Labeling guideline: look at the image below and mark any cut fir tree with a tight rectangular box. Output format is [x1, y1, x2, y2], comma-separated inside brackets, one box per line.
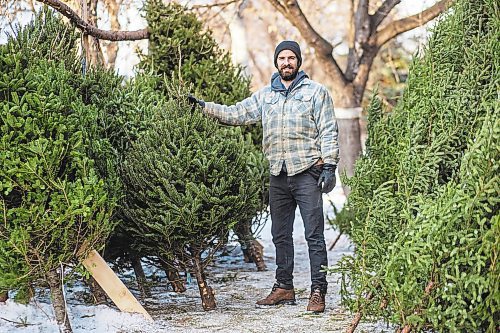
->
[120, 95, 262, 310]
[0, 8, 116, 333]
[330, 0, 499, 331]
[139, 0, 269, 270]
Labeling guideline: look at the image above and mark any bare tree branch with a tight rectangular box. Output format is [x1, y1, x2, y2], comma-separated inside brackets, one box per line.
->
[267, 0, 346, 84]
[372, 0, 453, 47]
[346, 0, 371, 80]
[36, 0, 149, 41]
[266, 0, 286, 13]
[355, 0, 370, 43]
[352, 45, 379, 100]
[191, 0, 241, 10]
[371, 0, 401, 30]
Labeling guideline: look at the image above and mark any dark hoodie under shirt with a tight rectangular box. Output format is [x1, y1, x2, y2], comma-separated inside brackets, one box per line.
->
[271, 70, 309, 96]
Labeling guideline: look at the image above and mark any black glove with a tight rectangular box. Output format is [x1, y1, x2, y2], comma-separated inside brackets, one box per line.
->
[187, 94, 205, 108]
[317, 163, 336, 193]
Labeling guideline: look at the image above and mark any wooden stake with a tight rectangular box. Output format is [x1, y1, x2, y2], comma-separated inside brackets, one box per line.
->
[81, 250, 153, 321]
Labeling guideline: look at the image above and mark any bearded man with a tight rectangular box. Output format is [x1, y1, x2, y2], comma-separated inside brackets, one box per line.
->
[188, 40, 339, 313]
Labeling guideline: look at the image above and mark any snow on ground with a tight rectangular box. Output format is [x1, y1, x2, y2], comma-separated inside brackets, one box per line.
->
[0, 185, 391, 333]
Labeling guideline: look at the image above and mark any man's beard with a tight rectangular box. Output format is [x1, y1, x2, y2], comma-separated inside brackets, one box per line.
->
[279, 66, 299, 81]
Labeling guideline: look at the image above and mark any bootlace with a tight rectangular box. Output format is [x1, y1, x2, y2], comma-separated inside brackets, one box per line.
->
[269, 283, 280, 294]
[310, 289, 323, 304]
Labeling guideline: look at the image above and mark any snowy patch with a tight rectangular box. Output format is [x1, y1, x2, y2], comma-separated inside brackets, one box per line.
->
[0, 188, 391, 332]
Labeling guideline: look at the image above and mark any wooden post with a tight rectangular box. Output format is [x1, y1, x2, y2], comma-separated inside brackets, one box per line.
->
[81, 250, 153, 321]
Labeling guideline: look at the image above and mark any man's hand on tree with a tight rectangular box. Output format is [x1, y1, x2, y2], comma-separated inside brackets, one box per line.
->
[187, 94, 205, 108]
[317, 164, 336, 194]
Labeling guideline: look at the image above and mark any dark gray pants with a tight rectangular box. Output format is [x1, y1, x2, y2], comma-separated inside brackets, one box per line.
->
[269, 166, 328, 292]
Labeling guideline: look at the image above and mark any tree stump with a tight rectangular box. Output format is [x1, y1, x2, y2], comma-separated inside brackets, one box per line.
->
[0, 290, 8, 302]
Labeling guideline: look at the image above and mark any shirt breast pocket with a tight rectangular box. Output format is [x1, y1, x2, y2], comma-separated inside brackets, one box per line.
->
[293, 92, 315, 121]
[263, 93, 280, 121]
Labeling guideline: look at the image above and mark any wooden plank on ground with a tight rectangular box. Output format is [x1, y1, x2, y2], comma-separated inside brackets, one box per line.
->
[82, 249, 153, 321]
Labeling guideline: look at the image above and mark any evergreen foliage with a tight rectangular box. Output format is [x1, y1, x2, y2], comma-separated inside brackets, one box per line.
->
[0, 8, 115, 301]
[128, 0, 268, 274]
[120, 92, 262, 276]
[330, 0, 499, 331]
[140, 0, 250, 105]
[139, 0, 264, 149]
[82, 0, 268, 306]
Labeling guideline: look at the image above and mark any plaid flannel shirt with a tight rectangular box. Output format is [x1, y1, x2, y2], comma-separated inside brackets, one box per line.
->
[203, 78, 339, 176]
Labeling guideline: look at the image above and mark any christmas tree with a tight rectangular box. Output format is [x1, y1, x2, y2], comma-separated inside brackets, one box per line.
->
[331, 0, 499, 331]
[0, 9, 116, 332]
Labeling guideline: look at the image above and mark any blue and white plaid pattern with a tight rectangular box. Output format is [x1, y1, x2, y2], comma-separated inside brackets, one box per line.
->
[203, 78, 339, 176]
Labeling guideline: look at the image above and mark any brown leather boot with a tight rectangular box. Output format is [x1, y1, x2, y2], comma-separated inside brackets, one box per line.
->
[307, 288, 326, 313]
[256, 283, 296, 306]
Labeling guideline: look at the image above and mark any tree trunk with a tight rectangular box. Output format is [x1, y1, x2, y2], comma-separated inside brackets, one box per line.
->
[166, 269, 186, 293]
[400, 326, 411, 333]
[328, 231, 343, 251]
[103, 0, 120, 68]
[233, 219, 267, 271]
[328, 83, 364, 196]
[247, 239, 266, 271]
[131, 256, 151, 299]
[47, 269, 73, 333]
[0, 290, 8, 302]
[87, 0, 105, 67]
[85, 276, 107, 304]
[160, 262, 186, 293]
[193, 255, 216, 311]
[220, 2, 250, 77]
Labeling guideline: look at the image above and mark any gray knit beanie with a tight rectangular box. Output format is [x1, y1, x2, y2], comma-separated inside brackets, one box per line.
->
[274, 40, 302, 69]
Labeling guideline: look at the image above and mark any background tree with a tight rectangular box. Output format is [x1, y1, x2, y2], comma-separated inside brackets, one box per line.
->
[265, 0, 452, 192]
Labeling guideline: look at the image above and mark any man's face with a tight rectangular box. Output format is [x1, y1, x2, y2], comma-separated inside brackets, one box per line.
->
[277, 49, 299, 81]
